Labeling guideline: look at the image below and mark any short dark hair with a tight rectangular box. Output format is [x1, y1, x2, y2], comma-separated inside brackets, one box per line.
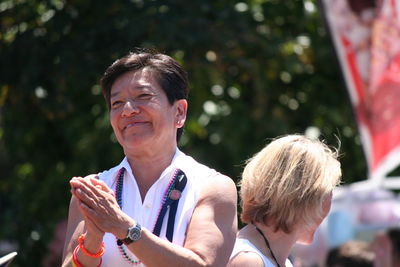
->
[100, 49, 189, 141]
[326, 241, 374, 267]
[387, 228, 400, 262]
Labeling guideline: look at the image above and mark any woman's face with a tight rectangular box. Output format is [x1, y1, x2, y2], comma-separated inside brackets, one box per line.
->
[109, 68, 187, 154]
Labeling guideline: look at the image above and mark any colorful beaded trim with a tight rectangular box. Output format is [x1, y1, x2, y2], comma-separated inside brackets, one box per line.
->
[114, 168, 180, 265]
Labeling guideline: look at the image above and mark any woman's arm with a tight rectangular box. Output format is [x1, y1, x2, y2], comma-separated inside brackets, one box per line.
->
[70, 174, 238, 267]
[62, 176, 105, 267]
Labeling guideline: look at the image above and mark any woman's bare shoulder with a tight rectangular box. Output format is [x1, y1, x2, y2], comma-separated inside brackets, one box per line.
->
[228, 251, 264, 267]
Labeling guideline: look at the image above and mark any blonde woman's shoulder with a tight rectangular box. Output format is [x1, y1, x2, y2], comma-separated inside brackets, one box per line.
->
[228, 251, 265, 267]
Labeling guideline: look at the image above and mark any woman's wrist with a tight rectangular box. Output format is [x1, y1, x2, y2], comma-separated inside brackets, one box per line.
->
[113, 216, 136, 240]
[78, 234, 105, 257]
[73, 234, 103, 267]
[82, 232, 104, 253]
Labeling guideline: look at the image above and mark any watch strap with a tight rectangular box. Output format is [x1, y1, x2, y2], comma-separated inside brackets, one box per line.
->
[117, 223, 141, 245]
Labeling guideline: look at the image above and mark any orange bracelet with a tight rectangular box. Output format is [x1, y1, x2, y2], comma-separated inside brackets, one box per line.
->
[78, 234, 105, 258]
[73, 245, 102, 267]
[73, 245, 84, 267]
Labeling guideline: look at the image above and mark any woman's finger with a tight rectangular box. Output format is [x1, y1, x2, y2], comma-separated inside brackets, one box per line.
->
[71, 178, 101, 199]
[89, 178, 115, 195]
[73, 187, 99, 210]
[79, 179, 118, 208]
[76, 198, 101, 222]
[75, 177, 109, 199]
[71, 176, 115, 203]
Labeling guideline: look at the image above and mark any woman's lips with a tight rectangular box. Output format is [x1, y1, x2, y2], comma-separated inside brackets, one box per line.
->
[124, 121, 148, 130]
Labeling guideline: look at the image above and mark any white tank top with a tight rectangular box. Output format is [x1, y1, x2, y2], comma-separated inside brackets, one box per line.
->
[231, 238, 294, 267]
[98, 149, 218, 266]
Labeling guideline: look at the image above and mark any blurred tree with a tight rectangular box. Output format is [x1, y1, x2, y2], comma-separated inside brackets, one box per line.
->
[0, 0, 373, 265]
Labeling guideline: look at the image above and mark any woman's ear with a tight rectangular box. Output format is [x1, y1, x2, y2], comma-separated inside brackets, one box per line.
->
[175, 99, 188, 128]
[322, 192, 333, 218]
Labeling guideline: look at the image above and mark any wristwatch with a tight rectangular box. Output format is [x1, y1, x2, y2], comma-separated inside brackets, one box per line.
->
[117, 223, 142, 245]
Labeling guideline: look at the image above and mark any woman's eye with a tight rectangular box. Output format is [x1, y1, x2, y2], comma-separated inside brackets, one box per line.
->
[111, 101, 123, 108]
[138, 93, 152, 99]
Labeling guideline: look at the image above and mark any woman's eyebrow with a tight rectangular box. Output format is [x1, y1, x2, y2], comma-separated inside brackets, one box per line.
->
[110, 91, 120, 98]
[111, 86, 151, 99]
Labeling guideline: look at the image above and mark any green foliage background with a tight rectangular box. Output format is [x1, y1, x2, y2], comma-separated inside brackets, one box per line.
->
[0, 0, 387, 265]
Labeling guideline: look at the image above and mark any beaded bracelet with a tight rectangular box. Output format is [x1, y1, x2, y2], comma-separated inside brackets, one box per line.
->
[73, 244, 103, 267]
[78, 234, 105, 258]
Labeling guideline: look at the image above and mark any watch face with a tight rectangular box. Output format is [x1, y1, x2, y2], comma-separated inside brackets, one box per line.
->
[128, 224, 141, 241]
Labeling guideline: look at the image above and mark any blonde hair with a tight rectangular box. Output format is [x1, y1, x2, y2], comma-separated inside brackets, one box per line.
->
[240, 134, 341, 233]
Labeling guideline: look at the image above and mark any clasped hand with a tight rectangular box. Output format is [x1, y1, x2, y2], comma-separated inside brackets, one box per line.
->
[70, 176, 133, 240]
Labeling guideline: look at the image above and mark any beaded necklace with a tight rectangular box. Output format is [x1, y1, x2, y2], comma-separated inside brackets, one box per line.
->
[114, 167, 185, 265]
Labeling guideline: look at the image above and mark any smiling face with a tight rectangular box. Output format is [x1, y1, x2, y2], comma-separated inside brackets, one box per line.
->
[109, 68, 187, 156]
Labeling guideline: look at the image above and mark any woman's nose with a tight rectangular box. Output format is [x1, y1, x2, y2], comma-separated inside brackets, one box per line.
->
[121, 100, 139, 117]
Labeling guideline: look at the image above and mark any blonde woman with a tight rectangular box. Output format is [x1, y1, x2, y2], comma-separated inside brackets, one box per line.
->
[228, 135, 342, 267]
